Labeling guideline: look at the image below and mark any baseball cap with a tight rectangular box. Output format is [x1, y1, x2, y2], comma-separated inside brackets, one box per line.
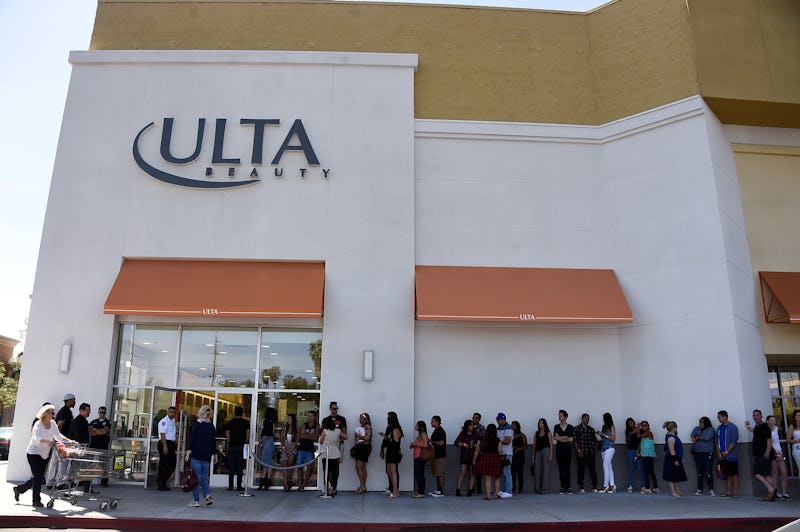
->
[64, 393, 75, 401]
[496, 412, 506, 420]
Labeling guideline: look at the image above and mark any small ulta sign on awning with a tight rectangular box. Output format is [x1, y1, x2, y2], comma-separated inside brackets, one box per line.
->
[104, 259, 324, 318]
[415, 265, 632, 323]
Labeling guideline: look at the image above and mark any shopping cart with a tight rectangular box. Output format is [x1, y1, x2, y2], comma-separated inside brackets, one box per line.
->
[46, 443, 121, 510]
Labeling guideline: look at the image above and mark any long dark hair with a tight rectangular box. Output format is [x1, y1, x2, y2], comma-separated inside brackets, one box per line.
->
[416, 420, 428, 434]
[537, 418, 550, 434]
[285, 413, 297, 429]
[602, 413, 614, 432]
[483, 423, 499, 447]
[387, 411, 403, 438]
[461, 419, 472, 435]
[699, 416, 713, 429]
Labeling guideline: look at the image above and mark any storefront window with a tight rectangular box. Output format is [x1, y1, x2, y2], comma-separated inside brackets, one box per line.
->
[259, 330, 322, 390]
[768, 366, 800, 477]
[115, 324, 178, 387]
[111, 387, 154, 439]
[780, 371, 800, 397]
[178, 326, 258, 387]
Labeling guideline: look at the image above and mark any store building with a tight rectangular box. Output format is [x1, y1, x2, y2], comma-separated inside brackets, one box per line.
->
[9, 0, 800, 494]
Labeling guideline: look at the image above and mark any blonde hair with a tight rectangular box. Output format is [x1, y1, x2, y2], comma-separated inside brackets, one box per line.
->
[662, 420, 677, 432]
[197, 405, 212, 420]
[37, 404, 56, 420]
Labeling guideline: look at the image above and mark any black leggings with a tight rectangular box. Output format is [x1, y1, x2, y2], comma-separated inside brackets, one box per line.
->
[512, 452, 525, 492]
[322, 458, 339, 491]
[414, 457, 426, 494]
[18, 453, 50, 504]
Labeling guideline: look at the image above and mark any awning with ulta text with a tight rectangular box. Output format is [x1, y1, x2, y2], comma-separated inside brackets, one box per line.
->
[104, 260, 324, 318]
[415, 265, 632, 323]
[759, 271, 800, 323]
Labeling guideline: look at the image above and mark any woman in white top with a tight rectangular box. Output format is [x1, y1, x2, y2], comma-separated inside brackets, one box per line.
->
[767, 415, 790, 499]
[13, 404, 75, 507]
[318, 417, 347, 496]
[787, 410, 800, 488]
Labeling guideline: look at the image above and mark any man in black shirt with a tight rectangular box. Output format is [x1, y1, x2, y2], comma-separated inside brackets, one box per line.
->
[750, 409, 776, 499]
[574, 413, 598, 493]
[225, 406, 251, 492]
[322, 401, 347, 435]
[90, 406, 112, 486]
[56, 393, 76, 435]
[69, 403, 96, 493]
[429, 415, 447, 497]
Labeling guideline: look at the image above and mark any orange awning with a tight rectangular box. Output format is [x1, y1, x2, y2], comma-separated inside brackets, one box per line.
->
[759, 272, 800, 324]
[415, 266, 632, 323]
[104, 260, 324, 318]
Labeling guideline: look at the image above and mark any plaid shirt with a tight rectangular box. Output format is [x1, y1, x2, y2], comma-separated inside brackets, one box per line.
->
[574, 423, 597, 454]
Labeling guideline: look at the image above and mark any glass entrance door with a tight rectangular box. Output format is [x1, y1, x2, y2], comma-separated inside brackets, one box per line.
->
[254, 390, 321, 490]
[211, 392, 255, 488]
[147, 387, 181, 489]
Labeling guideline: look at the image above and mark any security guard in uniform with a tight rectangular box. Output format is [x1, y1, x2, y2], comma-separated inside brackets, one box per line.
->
[157, 406, 177, 490]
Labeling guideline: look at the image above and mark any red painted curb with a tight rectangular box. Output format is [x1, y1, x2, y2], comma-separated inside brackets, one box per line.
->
[0, 516, 792, 532]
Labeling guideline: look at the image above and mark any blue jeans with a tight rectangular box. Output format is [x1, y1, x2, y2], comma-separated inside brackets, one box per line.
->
[191, 458, 211, 502]
[693, 451, 713, 492]
[502, 455, 513, 493]
[626, 449, 642, 488]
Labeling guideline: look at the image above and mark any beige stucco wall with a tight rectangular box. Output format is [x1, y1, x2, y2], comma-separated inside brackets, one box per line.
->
[735, 145, 800, 358]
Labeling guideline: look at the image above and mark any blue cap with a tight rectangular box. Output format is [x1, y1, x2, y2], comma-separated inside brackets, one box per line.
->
[496, 412, 506, 420]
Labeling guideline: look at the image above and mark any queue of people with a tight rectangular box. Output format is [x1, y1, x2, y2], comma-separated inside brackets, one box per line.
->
[14, 397, 800, 509]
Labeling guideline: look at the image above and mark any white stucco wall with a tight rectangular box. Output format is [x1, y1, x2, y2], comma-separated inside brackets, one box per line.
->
[10, 51, 418, 483]
[413, 96, 768, 446]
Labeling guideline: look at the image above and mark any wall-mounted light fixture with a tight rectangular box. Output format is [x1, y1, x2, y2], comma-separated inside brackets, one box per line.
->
[363, 350, 373, 381]
[59, 344, 72, 373]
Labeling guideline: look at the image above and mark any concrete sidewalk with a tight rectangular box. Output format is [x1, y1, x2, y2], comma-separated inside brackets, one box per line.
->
[2, 462, 798, 531]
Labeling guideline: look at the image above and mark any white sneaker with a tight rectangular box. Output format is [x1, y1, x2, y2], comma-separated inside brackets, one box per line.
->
[709, 490, 716, 497]
[189, 501, 199, 507]
[429, 490, 444, 497]
[498, 491, 512, 499]
[626, 486, 633, 493]
[694, 490, 703, 496]
[205, 495, 213, 506]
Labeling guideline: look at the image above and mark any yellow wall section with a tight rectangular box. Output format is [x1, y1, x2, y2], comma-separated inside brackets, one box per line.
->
[735, 146, 800, 356]
[90, 0, 799, 126]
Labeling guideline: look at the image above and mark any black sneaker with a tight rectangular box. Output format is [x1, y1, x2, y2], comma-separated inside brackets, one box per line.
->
[13, 486, 20, 502]
[566, 488, 574, 494]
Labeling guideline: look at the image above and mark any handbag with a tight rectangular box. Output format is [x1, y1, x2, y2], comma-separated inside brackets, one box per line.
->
[181, 462, 200, 492]
[421, 442, 435, 461]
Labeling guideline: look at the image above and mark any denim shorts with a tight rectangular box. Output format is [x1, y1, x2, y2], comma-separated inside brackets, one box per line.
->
[297, 450, 315, 466]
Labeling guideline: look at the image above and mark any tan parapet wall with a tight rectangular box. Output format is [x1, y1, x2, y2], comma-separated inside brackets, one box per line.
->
[90, 0, 799, 127]
[734, 144, 800, 357]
